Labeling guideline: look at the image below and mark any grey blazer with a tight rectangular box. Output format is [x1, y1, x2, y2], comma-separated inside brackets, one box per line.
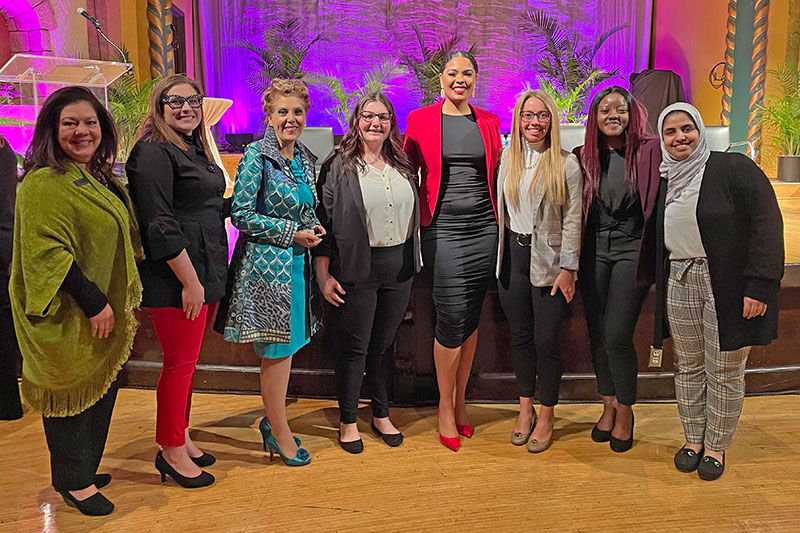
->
[495, 148, 583, 286]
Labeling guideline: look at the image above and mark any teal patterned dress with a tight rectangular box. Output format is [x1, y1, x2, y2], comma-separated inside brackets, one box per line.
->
[218, 126, 321, 356]
[255, 151, 314, 358]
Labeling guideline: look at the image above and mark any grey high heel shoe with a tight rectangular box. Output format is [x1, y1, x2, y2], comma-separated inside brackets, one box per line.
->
[511, 408, 538, 446]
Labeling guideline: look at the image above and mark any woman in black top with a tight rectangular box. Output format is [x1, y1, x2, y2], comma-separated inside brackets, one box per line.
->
[574, 87, 662, 453]
[127, 75, 227, 488]
[0, 134, 22, 420]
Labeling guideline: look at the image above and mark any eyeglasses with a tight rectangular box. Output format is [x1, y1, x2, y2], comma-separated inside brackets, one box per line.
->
[359, 111, 392, 124]
[162, 94, 204, 109]
[520, 111, 551, 123]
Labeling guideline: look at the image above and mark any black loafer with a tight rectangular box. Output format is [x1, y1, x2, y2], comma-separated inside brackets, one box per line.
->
[698, 452, 725, 481]
[94, 473, 112, 490]
[591, 425, 612, 443]
[59, 490, 114, 516]
[190, 452, 216, 467]
[674, 445, 704, 472]
[338, 430, 364, 454]
[371, 421, 404, 447]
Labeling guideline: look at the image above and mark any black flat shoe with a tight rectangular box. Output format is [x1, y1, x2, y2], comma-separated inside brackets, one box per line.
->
[591, 425, 612, 443]
[155, 451, 214, 488]
[59, 490, 114, 516]
[674, 445, 704, 473]
[190, 452, 216, 467]
[94, 473, 112, 490]
[698, 452, 725, 481]
[371, 421, 404, 447]
[610, 413, 634, 453]
[338, 430, 364, 454]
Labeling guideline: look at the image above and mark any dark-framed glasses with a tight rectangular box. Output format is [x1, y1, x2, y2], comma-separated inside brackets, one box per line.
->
[520, 110, 551, 123]
[162, 94, 204, 109]
[359, 111, 392, 124]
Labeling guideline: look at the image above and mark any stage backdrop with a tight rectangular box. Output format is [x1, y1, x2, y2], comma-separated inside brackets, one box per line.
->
[195, 0, 653, 136]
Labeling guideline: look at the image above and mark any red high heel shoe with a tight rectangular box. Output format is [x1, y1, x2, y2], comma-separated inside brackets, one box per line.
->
[457, 424, 474, 438]
[437, 408, 461, 451]
[439, 433, 461, 451]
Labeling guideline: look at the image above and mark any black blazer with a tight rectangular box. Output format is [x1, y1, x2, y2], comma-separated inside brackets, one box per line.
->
[656, 151, 784, 351]
[313, 152, 421, 283]
[126, 136, 229, 308]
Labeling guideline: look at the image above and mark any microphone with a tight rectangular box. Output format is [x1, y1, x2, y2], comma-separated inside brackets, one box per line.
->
[77, 8, 101, 29]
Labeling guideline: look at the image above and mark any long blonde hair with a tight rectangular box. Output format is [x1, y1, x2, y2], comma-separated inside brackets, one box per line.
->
[505, 89, 566, 208]
[139, 75, 211, 153]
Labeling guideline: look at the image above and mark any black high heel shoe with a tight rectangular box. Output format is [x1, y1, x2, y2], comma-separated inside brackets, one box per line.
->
[610, 413, 635, 453]
[591, 425, 612, 443]
[94, 473, 112, 489]
[155, 451, 215, 488]
[190, 452, 216, 467]
[59, 490, 114, 516]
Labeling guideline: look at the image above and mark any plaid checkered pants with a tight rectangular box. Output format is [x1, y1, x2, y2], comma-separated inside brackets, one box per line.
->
[666, 258, 750, 451]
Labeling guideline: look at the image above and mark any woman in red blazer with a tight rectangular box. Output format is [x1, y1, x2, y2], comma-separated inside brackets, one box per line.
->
[403, 51, 502, 451]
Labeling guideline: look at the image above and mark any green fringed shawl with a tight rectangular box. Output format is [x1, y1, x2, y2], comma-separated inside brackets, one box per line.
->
[9, 163, 143, 417]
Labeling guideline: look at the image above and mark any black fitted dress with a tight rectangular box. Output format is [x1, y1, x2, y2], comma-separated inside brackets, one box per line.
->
[421, 114, 498, 348]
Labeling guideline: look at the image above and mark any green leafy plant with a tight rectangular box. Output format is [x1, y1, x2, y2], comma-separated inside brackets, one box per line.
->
[760, 63, 800, 156]
[230, 18, 326, 98]
[108, 74, 159, 162]
[398, 25, 477, 106]
[310, 59, 400, 131]
[522, 8, 627, 123]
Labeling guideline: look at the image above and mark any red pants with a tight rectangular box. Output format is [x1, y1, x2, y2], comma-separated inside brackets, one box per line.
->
[147, 305, 210, 447]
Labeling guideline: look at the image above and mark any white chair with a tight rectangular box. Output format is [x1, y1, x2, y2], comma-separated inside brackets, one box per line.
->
[299, 127, 335, 172]
[705, 125, 754, 158]
[559, 124, 587, 153]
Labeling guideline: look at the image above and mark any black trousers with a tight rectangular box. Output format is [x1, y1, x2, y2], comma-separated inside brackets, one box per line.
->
[582, 232, 648, 406]
[497, 235, 569, 406]
[329, 243, 414, 424]
[42, 381, 119, 492]
[0, 304, 23, 420]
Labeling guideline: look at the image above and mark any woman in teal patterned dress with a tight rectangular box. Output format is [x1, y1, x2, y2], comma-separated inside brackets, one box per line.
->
[219, 79, 324, 466]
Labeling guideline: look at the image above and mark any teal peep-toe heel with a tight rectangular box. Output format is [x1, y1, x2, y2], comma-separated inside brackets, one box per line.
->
[258, 417, 310, 466]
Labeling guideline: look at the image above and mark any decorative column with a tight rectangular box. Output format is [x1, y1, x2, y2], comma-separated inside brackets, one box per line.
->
[721, 0, 737, 126]
[746, 0, 770, 163]
[147, 0, 174, 78]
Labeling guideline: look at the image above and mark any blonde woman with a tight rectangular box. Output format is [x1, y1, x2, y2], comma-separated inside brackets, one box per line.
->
[496, 90, 582, 453]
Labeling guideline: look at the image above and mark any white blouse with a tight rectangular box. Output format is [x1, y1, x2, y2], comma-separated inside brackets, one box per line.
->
[506, 141, 545, 234]
[664, 167, 707, 260]
[358, 162, 415, 247]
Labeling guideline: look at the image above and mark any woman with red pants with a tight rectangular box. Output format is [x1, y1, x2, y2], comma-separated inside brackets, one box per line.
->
[127, 75, 228, 488]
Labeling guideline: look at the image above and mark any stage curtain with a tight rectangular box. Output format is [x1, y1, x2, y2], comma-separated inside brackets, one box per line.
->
[193, 0, 655, 135]
[595, 0, 654, 80]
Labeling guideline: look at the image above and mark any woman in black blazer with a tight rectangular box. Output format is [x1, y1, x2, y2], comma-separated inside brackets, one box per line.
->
[314, 92, 421, 454]
[656, 103, 783, 481]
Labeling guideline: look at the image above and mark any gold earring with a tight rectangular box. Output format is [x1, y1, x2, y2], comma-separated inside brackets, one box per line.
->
[439, 86, 444, 98]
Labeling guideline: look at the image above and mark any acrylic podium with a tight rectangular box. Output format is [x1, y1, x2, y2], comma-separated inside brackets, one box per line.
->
[0, 53, 132, 112]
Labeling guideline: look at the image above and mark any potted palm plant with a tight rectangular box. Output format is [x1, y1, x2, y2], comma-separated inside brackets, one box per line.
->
[522, 8, 627, 123]
[760, 63, 800, 182]
[397, 25, 477, 106]
[230, 18, 326, 98]
[310, 59, 400, 132]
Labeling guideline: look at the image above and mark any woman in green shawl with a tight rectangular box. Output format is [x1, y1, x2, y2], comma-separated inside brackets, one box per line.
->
[9, 87, 142, 516]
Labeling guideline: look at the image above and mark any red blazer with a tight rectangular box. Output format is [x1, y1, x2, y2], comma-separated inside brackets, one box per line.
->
[403, 101, 502, 226]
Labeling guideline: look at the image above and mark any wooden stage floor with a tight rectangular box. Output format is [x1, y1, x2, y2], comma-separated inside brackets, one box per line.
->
[2, 389, 799, 532]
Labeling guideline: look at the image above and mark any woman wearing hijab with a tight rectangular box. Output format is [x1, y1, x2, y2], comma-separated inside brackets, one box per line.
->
[656, 103, 784, 481]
